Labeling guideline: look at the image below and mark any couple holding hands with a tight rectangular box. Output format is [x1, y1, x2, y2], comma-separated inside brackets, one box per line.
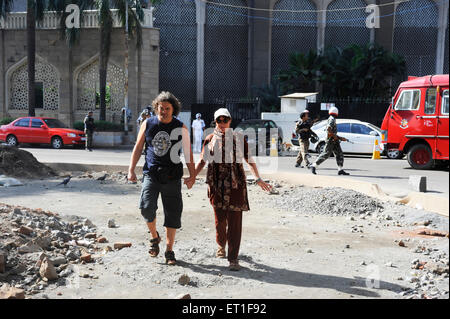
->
[128, 92, 272, 271]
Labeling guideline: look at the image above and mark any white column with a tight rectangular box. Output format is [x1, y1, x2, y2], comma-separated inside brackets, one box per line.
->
[196, 0, 206, 103]
[317, 0, 332, 53]
[435, 0, 448, 74]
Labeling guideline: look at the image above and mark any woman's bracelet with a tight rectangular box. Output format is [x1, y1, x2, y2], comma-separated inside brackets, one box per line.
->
[255, 177, 262, 183]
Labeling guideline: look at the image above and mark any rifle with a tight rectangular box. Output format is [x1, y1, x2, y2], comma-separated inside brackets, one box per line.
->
[343, 139, 354, 144]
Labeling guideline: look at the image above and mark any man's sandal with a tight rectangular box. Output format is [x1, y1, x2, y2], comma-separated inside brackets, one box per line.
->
[165, 250, 177, 266]
[229, 260, 240, 271]
[149, 232, 161, 257]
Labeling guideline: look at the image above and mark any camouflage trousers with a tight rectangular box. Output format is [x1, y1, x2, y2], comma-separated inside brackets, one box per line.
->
[85, 130, 93, 149]
[315, 140, 344, 167]
[296, 139, 311, 166]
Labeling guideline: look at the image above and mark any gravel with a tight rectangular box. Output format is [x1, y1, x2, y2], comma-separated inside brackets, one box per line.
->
[264, 183, 449, 231]
[268, 186, 384, 216]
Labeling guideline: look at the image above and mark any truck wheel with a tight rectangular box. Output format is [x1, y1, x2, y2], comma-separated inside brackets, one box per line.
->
[407, 144, 433, 170]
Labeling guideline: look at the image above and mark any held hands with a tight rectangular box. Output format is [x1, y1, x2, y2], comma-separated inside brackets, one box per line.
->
[183, 175, 196, 189]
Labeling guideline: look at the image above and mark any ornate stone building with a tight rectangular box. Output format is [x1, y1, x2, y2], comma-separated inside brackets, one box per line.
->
[0, 5, 159, 127]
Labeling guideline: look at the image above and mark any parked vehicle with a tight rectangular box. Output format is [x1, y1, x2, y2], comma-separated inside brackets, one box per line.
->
[291, 119, 385, 155]
[0, 117, 86, 149]
[235, 119, 283, 155]
[381, 74, 449, 169]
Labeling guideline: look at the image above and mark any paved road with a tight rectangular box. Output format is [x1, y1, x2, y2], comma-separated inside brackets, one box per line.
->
[20, 146, 449, 198]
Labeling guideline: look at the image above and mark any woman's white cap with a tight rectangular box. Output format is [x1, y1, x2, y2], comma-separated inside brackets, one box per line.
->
[214, 108, 232, 120]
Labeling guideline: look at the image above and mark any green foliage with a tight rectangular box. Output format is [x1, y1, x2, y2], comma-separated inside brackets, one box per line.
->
[0, 117, 15, 125]
[276, 43, 406, 101]
[252, 79, 281, 112]
[73, 120, 132, 132]
[277, 50, 322, 95]
[319, 43, 406, 100]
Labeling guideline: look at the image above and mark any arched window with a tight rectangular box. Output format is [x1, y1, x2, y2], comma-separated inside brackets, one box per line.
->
[77, 59, 125, 112]
[325, 0, 371, 49]
[204, 0, 248, 102]
[271, 0, 317, 78]
[9, 57, 60, 111]
[393, 0, 439, 77]
[153, 0, 197, 107]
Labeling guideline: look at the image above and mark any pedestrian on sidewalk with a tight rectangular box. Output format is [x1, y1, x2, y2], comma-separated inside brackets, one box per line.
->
[192, 113, 205, 153]
[128, 91, 196, 266]
[294, 110, 317, 168]
[309, 107, 350, 176]
[83, 111, 95, 152]
[193, 108, 272, 271]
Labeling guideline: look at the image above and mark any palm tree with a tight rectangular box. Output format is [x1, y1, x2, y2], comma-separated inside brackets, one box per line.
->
[0, 0, 14, 18]
[48, 0, 95, 125]
[26, 0, 46, 116]
[96, 0, 160, 121]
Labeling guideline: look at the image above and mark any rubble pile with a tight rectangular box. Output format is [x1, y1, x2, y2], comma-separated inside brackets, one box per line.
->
[0, 203, 109, 298]
[0, 145, 55, 179]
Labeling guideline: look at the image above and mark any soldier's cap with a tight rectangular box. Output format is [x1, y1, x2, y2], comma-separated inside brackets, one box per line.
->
[300, 110, 310, 118]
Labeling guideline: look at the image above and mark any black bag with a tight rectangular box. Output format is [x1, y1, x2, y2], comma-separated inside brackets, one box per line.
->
[152, 164, 183, 184]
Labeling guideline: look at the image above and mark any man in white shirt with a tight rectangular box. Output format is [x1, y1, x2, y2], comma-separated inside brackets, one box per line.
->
[191, 113, 205, 153]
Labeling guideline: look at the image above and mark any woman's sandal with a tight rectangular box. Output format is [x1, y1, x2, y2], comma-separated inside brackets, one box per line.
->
[165, 250, 177, 265]
[149, 232, 161, 257]
[216, 246, 226, 259]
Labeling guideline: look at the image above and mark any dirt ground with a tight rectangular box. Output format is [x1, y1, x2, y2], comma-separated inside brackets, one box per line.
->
[0, 172, 448, 299]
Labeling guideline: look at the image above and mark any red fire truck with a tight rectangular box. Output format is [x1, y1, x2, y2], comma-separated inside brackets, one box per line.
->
[381, 74, 449, 169]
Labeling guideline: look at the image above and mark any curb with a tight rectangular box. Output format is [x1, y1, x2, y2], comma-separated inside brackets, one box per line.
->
[45, 162, 449, 217]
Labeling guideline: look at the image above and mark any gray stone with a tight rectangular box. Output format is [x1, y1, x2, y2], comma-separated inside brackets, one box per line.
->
[178, 274, 190, 286]
[408, 175, 427, 193]
[107, 219, 116, 228]
[65, 249, 80, 261]
[18, 243, 42, 254]
[50, 257, 67, 266]
[39, 258, 58, 281]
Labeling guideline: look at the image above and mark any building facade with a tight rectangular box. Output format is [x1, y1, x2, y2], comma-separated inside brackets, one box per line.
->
[153, 0, 448, 107]
[0, 5, 159, 127]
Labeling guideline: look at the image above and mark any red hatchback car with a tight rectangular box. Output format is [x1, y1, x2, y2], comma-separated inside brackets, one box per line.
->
[0, 117, 86, 149]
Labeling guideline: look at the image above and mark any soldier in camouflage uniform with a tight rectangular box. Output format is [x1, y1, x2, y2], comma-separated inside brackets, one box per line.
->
[295, 110, 316, 168]
[309, 107, 350, 176]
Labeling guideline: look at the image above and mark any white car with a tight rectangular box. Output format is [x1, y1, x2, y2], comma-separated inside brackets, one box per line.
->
[308, 119, 385, 155]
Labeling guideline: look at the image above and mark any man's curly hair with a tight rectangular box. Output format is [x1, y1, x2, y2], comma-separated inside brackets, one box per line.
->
[151, 91, 182, 117]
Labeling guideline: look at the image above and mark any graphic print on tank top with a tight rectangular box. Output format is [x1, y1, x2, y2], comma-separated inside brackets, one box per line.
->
[152, 130, 172, 157]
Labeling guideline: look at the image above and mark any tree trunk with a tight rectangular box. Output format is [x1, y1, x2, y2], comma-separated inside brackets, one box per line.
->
[99, 27, 108, 121]
[99, 63, 107, 121]
[27, 0, 35, 116]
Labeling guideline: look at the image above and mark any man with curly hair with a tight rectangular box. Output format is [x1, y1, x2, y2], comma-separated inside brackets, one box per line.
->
[128, 92, 195, 266]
